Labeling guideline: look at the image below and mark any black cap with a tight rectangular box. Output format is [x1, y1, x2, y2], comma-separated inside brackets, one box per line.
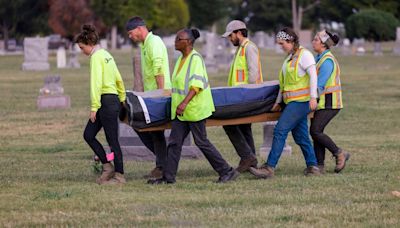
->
[125, 16, 146, 31]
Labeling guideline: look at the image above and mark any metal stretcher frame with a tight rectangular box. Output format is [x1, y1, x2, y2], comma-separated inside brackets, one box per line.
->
[137, 112, 282, 132]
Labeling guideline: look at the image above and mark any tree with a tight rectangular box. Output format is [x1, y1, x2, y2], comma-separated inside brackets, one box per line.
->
[346, 9, 399, 54]
[292, 0, 320, 32]
[48, 0, 105, 41]
[0, 0, 49, 50]
[90, 0, 126, 49]
[186, 0, 235, 29]
[120, 0, 189, 35]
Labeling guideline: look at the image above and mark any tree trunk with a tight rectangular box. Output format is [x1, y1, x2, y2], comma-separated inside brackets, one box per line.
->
[133, 47, 144, 91]
[111, 25, 117, 50]
[291, 0, 299, 32]
[2, 22, 9, 51]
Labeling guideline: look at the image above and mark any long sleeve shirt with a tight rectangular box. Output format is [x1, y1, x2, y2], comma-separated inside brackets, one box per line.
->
[90, 46, 126, 111]
[315, 50, 334, 96]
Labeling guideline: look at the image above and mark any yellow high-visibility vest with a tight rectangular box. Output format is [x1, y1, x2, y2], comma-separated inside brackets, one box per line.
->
[228, 40, 263, 86]
[316, 51, 342, 109]
[279, 47, 311, 104]
[171, 50, 214, 121]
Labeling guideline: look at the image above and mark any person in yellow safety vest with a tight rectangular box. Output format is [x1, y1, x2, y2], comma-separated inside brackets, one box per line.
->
[126, 16, 171, 179]
[221, 20, 264, 173]
[310, 30, 350, 174]
[76, 24, 127, 185]
[148, 28, 239, 184]
[249, 27, 321, 179]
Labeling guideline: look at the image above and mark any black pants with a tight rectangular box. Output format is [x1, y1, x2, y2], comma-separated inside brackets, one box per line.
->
[223, 124, 256, 160]
[164, 119, 232, 182]
[135, 130, 167, 169]
[83, 94, 124, 174]
[310, 109, 341, 166]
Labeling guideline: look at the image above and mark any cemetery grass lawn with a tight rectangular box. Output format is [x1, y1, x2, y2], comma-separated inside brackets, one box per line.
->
[1, 47, 400, 227]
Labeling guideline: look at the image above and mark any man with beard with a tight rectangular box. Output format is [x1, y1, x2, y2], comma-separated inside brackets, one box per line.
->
[221, 20, 264, 173]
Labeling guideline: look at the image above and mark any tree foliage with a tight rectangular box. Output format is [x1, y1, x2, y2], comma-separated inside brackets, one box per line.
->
[48, 0, 105, 40]
[345, 9, 399, 41]
[186, 0, 236, 29]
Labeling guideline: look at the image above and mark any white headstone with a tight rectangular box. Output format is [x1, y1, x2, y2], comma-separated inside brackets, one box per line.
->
[57, 47, 66, 68]
[67, 45, 80, 68]
[100, 39, 108, 49]
[22, 37, 50, 71]
[353, 38, 365, 56]
[203, 32, 218, 73]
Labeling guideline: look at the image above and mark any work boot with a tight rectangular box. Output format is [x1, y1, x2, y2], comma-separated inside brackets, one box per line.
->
[317, 165, 325, 174]
[236, 156, 258, 173]
[249, 165, 274, 179]
[216, 168, 240, 183]
[334, 150, 350, 173]
[101, 172, 126, 185]
[304, 166, 321, 176]
[96, 163, 115, 184]
[143, 167, 163, 179]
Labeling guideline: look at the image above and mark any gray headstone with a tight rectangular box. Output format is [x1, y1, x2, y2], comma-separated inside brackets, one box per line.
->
[67, 45, 80, 68]
[37, 75, 70, 109]
[265, 34, 275, 50]
[259, 122, 292, 159]
[341, 38, 351, 56]
[22, 37, 50, 71]
[203, 32, 218, 73]
[112, 123, 202, 161]
[352, 38, 365, 56]
[253, 31, 266, 49]
[57, 47, 66, 68]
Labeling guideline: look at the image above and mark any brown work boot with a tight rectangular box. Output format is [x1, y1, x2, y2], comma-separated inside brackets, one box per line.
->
[304, 166, 321, 176]
[317, 165, 325, 174]
[249, 165, 274, 179]
[96, 163, 115, 184]
[101, 172, 126, 185]
[334, 150, 350, 173]
[236, 156, 258, 173]
[143, 167, 163, 179]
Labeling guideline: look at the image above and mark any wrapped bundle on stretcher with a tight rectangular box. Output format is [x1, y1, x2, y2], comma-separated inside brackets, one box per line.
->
[121, 81, 280, 129]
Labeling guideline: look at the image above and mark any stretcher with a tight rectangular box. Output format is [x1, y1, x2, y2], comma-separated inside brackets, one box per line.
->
[120, 81, 282, 132]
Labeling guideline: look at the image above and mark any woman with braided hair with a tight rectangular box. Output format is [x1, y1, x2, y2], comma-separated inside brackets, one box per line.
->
[250, 27, 321, 179]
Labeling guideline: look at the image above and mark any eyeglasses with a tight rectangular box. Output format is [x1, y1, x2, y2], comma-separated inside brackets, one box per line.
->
[175, 37, 189, 41]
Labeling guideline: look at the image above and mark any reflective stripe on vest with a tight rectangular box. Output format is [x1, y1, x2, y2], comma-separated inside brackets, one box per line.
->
[282, 87, 310, 100]
[228, 40, 263, 86]
[316, 51, 342, 109]
[171, 54, 209, 96]
[280, 47, 311, 103]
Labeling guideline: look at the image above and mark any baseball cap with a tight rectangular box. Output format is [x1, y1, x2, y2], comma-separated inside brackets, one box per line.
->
[222, 20, 247, 37]
[125, 16, 146, 31]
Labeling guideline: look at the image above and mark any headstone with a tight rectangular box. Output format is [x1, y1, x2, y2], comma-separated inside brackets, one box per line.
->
[203, 32, 218, 73]
[299, 30, 312, 49]
[56, 46, 66, 68]
[110, 123, 202, 161]
[67, 45, 80, 68]
[259, 121, 292, 159]
[373, 42, 383, 56]
[22, 37, 50, 71]
[341, 38, 351, 56]
[352, 38, 365, 56]
[253, 31, 266, 49]
[393, 27, 400, 55]
[100, 39, 108, 49]
[37, 75, 70, 109]
[265, 34, 275, 50]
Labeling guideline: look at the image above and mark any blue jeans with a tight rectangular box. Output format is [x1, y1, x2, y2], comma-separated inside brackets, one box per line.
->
[266, 101, 317, 168]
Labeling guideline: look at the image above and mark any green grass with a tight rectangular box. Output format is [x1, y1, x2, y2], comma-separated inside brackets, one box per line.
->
[1, 43, 400, 227]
